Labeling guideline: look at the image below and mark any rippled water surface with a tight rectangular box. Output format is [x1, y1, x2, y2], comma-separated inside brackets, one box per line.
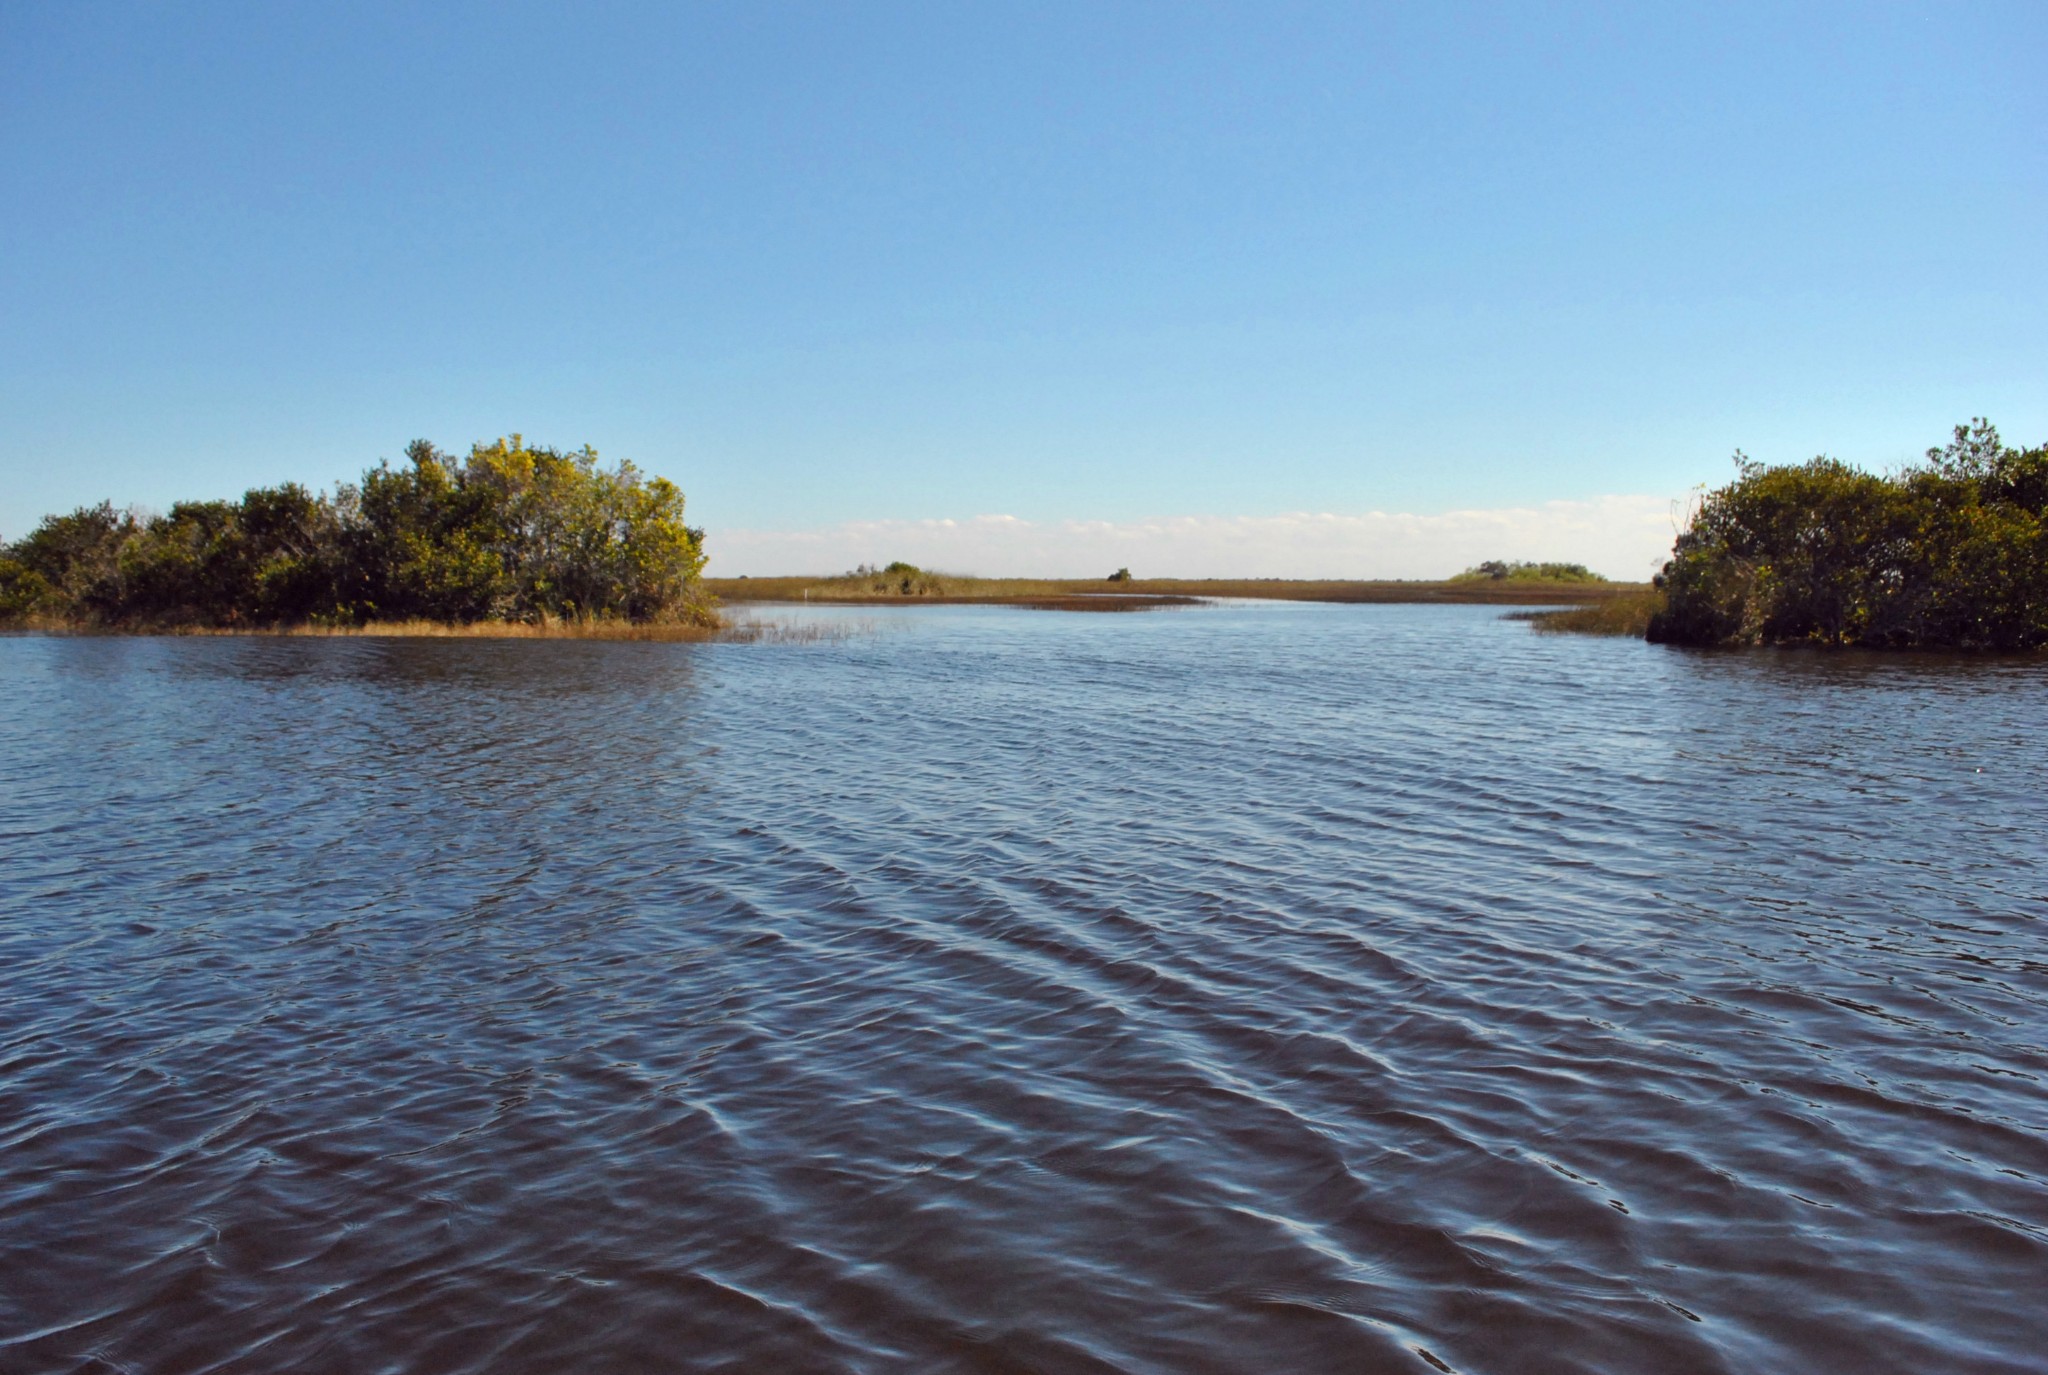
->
[4, 603, 2046, 1374]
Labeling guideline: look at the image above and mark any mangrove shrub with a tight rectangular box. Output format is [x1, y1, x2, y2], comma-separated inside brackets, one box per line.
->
[1, 436, 711, 629]
[1648, 420, 2048, 649]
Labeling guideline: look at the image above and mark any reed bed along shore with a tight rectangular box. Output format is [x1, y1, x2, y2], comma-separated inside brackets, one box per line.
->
[3, 612, 862, 645]
[1507, 591, 1666, 636]
[279, 617, 724, 641]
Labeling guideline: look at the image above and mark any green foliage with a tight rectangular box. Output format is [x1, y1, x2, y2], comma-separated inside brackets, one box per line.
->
[3, 502, 138, 620]
[1452, 560, 1607, 583]
[1107, 567, 1132, 582]
[0, 556, 54, 621]
[102, 485, 344, 627]
[1648, 420, 2048, 649]
[1, 436, 711, 630]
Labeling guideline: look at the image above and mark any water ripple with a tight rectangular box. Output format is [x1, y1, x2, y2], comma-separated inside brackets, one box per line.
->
[2, 608, 2045, 1373]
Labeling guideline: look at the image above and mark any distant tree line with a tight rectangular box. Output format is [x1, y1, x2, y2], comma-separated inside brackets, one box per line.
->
[1649, 420, 2048, 649]
[0, 437, 712, 629]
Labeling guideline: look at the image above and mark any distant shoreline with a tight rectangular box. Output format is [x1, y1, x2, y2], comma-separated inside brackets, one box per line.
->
[705, 576, 1648, 607]
[0, 579, 1652, 639]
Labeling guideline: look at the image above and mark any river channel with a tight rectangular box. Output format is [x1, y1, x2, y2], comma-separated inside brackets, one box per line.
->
[3, 603, 2043, 1373]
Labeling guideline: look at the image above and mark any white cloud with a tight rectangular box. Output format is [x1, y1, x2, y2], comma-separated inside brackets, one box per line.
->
[707, 494, 1687, 581]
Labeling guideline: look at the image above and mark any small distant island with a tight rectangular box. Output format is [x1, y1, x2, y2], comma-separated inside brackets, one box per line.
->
[1453, 560, 1608, 584]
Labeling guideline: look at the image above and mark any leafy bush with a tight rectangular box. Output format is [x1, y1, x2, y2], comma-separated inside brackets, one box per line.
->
[1, 436, 712, 629]
[1648, 420, 2048, 649]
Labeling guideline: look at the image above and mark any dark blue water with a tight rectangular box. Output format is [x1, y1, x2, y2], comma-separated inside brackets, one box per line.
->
[3, 603, 2044, 1374]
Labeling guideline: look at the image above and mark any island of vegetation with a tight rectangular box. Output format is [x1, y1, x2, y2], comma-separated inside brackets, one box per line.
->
[0, 437, 718, 635]
[1452, 560, 1607, 584]
[1644, 419, 2047, 650]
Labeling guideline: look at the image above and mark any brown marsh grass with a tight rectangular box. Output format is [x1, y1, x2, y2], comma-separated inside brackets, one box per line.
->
[279, 616, 724, 641]
[706, 575, 1649, 606]
[6, 610, 862, 645]
[712, 574, 1077, 603]
[287, 614, 867, 644]
[1507, 590, 1665, 636]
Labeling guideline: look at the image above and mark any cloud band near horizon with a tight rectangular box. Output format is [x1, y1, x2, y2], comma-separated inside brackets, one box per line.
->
[705, 494, 1688, 582]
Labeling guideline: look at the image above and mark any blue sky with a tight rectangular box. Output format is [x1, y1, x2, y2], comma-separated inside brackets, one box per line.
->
[3, 2, 2043, 574]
